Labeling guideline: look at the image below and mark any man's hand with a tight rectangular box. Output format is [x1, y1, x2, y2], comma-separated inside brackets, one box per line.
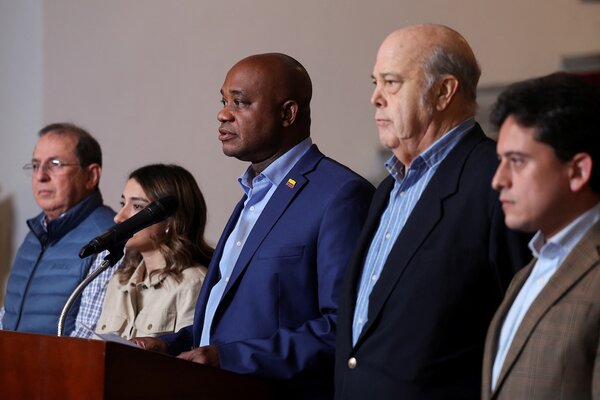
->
[131, 337, 169, 354]
[177, 345, 220, 368]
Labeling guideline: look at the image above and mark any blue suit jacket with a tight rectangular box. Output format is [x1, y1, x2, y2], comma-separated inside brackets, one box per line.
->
[334, 125, 532, 399]
[163, 145, 374, 397]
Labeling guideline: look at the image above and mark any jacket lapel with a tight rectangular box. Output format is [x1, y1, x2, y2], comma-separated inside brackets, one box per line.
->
[493, 220, 600, 394]
[354, 125, 487, 346]
[337, 175, 393, 352]
[192, 146, 324, 343]
[482, 258, 533, 399]
[192, 198, 245, 342]
[345, 176, 395, 302]
[219, 145, 323, 302]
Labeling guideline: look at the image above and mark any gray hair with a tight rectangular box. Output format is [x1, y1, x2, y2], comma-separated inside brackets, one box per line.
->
[423, 45, 481, 105]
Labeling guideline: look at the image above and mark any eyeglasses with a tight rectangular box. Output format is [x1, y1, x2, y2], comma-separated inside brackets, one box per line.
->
[23, 159, 82, 176]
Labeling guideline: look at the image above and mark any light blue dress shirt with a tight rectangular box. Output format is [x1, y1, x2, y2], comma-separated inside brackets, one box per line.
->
[200, 138, 312, 346]
[351, 119, 474, 345]
[491, 202, 600, 389]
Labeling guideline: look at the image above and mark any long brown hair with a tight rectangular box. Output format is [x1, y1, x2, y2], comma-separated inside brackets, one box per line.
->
[117, 164, 213, 283]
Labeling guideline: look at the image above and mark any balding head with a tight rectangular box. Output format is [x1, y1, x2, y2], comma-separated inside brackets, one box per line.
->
[232, 53, 312, 126]
[381, 24, 480, 110]
[217, 53, 313, 173]
[371, 24, 481, 165]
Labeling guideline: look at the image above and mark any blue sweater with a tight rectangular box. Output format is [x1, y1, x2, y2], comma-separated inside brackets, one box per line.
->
[3, 190, 115, 335]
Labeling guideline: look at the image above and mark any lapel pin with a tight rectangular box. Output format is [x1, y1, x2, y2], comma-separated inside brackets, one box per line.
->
[286, 178, 296, 189]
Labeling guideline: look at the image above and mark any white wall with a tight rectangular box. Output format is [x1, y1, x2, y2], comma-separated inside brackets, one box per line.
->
[1, 0, 599, 300]
[0, 0, 43, 304]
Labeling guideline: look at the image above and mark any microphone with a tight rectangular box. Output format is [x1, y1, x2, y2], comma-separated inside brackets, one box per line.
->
[79, 195, 178, 258]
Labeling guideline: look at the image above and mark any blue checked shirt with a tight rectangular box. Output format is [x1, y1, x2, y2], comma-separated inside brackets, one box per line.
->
[352, 119, 474, 345]
[70, 250, 123, 338]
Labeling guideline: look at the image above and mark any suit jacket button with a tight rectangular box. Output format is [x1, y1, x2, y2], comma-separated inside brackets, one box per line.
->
[348, 357, 357, 369]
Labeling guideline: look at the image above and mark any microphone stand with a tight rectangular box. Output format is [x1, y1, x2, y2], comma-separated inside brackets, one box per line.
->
[57, 245, 124, 337]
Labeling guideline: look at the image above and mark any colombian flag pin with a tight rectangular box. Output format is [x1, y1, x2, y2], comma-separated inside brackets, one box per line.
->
[286, 178, 296, 189]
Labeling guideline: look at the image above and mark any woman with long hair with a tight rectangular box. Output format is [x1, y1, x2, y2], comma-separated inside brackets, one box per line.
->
[95, 164, 213, 339]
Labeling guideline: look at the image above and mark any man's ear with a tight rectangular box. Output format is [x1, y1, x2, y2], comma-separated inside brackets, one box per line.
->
[281, 100, 299, 127]
[434, 75, 459, 111]
[85, 163, 101, 191]
[569, 152, 593, 192]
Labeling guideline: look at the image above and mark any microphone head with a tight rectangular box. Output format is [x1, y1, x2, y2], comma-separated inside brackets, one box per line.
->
[78, 195, 178, 259]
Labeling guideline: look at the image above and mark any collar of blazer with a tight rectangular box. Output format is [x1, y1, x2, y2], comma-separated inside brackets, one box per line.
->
[350, 124, 487, 347]
[207, 144, 323, 310]
[491, 219, 600, 395]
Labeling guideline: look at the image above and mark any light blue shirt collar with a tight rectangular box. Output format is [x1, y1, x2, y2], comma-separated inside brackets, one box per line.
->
[529, 202, 600, 261]
[385, 118, 475, 182]
[238, 137, 313, 194]
[492, 201, 600, 389]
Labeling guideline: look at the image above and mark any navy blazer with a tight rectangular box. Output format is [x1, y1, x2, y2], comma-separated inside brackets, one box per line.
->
[334, 125, 531, 399]
[163, 145, 374, 398]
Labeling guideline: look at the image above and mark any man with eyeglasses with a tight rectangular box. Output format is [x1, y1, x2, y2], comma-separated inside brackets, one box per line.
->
[1, 123, 116, 336]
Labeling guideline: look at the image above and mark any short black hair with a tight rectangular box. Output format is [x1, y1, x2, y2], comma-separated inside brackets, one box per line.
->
[491, 72, 600, 193]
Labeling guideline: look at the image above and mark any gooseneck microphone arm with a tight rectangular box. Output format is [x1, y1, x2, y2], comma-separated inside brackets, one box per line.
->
[57, 246, 124, 336]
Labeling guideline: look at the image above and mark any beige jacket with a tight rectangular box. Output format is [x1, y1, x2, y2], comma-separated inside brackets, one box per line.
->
[96, 261, 206, 339]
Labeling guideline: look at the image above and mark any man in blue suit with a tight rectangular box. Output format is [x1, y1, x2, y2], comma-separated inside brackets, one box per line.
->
[135, 53, 374, 398]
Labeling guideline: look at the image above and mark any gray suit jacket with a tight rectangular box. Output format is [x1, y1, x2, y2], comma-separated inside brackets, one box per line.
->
[482, 219, 600, 400]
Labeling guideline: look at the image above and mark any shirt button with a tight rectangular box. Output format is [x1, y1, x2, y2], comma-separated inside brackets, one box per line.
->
[147, 324, 153, 330]
[399, 191, 405, 197]
[348, 357, 357, 369]
[250, 206, 255, 211]
[371, 274, 378, 281]
[225, 276, 230, 282]
[385, 232, 391, 239]
[236, 241, 242, 247]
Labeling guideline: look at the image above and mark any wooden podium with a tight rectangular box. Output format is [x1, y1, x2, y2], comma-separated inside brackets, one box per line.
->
[0, 330, 279, 399]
